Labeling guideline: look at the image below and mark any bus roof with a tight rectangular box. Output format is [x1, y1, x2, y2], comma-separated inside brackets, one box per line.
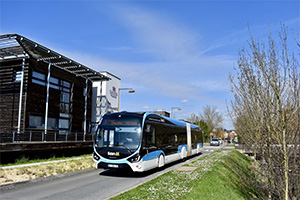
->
[144, 112, 200, 129]
[102, 112, 201, 129]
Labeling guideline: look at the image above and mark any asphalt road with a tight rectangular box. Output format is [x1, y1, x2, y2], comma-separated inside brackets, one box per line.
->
[0, 145, 225, 200]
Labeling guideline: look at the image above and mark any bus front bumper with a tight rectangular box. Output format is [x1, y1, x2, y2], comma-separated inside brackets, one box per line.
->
[97, 162, 132, 170]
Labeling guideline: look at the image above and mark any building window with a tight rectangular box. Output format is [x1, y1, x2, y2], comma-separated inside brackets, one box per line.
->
[32, 71, 46, 80]
[47, 118, 57, 130]
[32, 71, 62, 90]
[61, 92, 70, 103]
[15, 71, 23, 82]
[32, 71, 46, 86]
[59, 118, 69, 134]
[50, 77, 59, 84]
[59, 81, 71, 134]
[32, 71, 72, 134]
[50, 77, 60, 89]
[29, 115, 57, 129]
[60, 103, 69, 114]
[29, 115, 43, 128]
[59, 119, 69, 129]
[62, 81, 71, 88]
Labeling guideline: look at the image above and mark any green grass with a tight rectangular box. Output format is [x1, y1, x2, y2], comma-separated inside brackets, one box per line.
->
[110, 150, 264, 200]
[0, 154, 92, 167]
[185, 150, 262, 200]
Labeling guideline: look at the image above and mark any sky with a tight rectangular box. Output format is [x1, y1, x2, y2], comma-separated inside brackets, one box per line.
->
[1, 0, 299, 129]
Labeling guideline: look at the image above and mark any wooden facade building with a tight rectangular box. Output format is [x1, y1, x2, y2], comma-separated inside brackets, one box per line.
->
[0, 34, 109, 134]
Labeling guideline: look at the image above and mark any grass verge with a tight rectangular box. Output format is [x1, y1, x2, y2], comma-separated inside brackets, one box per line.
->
[0, 155, 94, 185]
[110, 150, 264, 200]
[0, 154, 92, 167]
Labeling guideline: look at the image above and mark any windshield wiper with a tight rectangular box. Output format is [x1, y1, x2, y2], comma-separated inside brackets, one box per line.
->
[115, 143, 132, 153]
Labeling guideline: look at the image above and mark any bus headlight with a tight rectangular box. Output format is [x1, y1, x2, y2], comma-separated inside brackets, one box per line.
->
[93, 152, 100, 161]
[128, 154, 140, 163]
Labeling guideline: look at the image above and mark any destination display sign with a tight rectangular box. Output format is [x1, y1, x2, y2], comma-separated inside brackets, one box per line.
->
[102, 119, 140, 126]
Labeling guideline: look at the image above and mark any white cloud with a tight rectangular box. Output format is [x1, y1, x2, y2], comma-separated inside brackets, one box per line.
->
[190, 80, 230, 92]
[59, 50, 201, 100]
[109, 4, 200, 61]
[60, 41, 234, 105]
[58, 3, 237, 128]
[181, 99, 188, 103]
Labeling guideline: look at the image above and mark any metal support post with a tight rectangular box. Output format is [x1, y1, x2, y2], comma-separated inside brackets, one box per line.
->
[84, 77, 88, 139]
[12, 130, 15, 143]
[17, 56, 25, 133]
[44, 62, 51, 139]
[117, 88, 121, 112]
[29, 130, 32, 142]
[100, 81, 103, 118]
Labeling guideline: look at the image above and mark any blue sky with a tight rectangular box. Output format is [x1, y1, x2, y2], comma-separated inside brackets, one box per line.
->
[1, 0, 299, 129]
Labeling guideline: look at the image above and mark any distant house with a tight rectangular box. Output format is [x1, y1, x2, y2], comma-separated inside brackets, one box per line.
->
[0, 34, 119, 135]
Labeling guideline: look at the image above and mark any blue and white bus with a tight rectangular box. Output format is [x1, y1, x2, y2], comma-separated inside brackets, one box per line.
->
[93, 112, 203, 172]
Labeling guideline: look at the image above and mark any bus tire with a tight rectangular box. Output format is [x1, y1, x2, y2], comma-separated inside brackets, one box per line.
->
[158, 154, 165, 168]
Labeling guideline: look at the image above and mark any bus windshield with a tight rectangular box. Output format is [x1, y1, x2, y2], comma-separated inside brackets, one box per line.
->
[95, 116, 142, 151]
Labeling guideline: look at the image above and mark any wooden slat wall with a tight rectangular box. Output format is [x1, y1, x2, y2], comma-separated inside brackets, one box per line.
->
[0, 58, 28, 131]
[0, 57, 92, 132]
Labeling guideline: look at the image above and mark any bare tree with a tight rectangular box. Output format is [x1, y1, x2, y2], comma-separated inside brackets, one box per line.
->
[199, 105, 223, 131]
[187, 105, 223, 142]
[229, 25, 300, 199]
[186, 113, 200, 124]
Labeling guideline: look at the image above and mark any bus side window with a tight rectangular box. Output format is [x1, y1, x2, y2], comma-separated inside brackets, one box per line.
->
[156, 125, 163, 147]
[143, 125, 156, 147]
[150, 127, 156, 145]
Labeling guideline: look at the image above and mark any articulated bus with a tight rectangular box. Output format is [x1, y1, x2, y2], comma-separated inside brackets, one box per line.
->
[93, 112, 203, 172]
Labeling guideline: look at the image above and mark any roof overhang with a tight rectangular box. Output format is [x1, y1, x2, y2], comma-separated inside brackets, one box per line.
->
[0, 34, 110, 82]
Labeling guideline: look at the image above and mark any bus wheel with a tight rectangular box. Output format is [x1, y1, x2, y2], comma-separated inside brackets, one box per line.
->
[158, 154, 165, 168]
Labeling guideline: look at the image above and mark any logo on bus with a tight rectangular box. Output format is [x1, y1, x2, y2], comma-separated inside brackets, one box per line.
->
[110, 87, 118, 99]
[108, 151, 120, 156]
